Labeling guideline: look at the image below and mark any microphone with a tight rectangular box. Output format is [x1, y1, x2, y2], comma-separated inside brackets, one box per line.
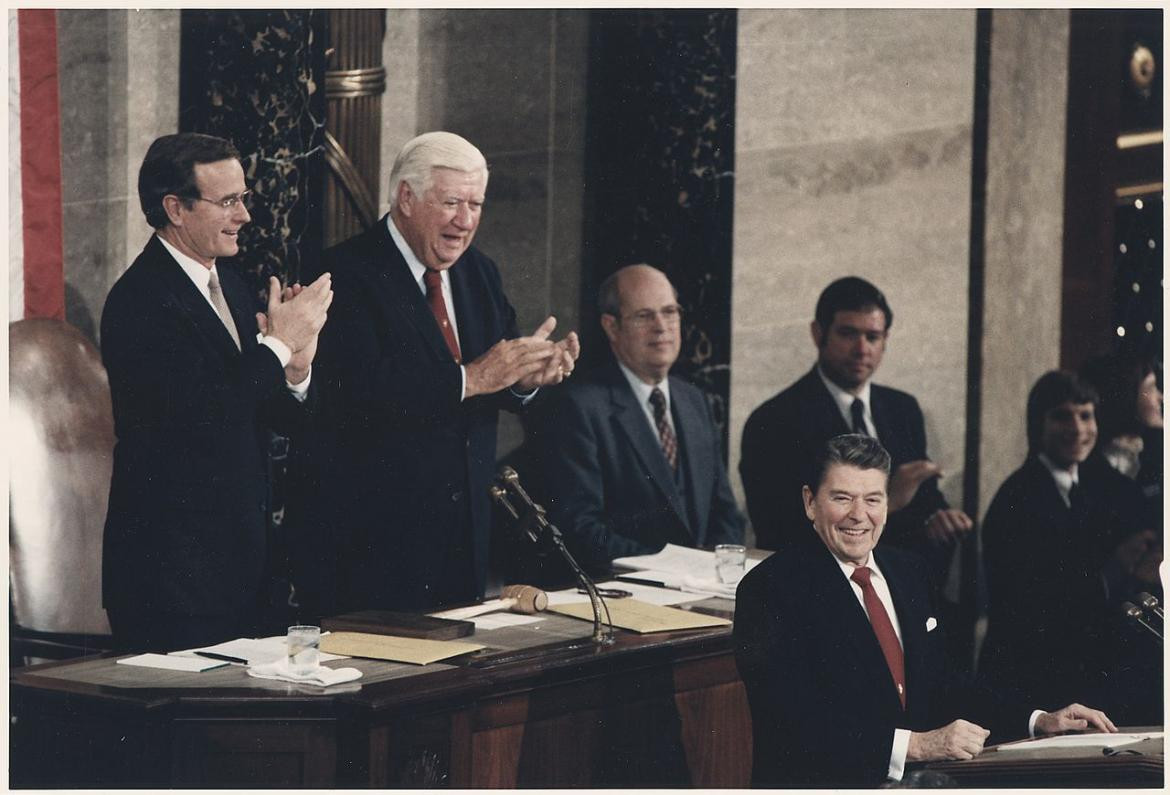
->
[1135, 591, 1164, 622]
[1122, 601, 1164, 644]
[490, 465, 614, 645]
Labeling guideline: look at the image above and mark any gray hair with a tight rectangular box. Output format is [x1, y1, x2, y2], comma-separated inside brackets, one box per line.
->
[809, 434, 891, 492]
[388, 131, 488, 210]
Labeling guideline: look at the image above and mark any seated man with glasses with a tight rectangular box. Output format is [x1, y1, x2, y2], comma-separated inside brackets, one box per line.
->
[540, 264, 745, 567]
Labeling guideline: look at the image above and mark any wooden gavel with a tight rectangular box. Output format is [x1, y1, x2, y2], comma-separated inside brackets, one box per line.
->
[434, 585, 548, 621]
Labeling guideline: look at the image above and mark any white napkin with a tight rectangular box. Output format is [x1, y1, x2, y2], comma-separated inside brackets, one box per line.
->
[679, 575, 739, 599]
[247, 659, 362, 687]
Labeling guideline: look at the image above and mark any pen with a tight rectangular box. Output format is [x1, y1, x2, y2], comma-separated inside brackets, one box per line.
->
[194, 651, 249, 664]
[579, 587, 632, 598]
[614, 575, 668, 588]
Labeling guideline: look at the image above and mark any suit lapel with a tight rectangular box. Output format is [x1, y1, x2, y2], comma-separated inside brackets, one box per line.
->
[449, 261, 487, 361]
[150, 237, 244, 360]
[801, 368, 852, 437]
[371, 218, 462, 364]
[807, 544, 900, 706]
[671, 378, 707, 535]
[877, 548, 927, 713]
[608, 366, 688, 527]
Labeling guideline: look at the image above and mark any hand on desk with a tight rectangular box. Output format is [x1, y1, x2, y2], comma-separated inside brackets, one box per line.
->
[907, 719, 990, 762]
[1034, 703, 1117, 736]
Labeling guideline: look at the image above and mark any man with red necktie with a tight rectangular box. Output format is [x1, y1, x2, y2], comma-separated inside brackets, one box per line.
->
[302, 132, 579, 612]
[733, 434, 1115, 788]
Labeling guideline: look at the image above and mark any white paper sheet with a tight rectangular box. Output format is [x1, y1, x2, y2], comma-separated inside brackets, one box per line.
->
[545, 580, 698, 607]
[117, 653, 226, 672]
[992, 731, 1162, 752]
[172, 635, 347, 665]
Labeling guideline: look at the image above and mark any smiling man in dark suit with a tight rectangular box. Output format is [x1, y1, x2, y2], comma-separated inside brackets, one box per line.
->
[306, 131, 579, 612]
[101, 133, 332, 651]
[740, 277, 972, 576]
[541, 264, 744, 568]
[733, 434, 1116, 788]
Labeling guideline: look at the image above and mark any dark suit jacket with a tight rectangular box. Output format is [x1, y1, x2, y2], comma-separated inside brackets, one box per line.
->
[541, 361, 745, 567]
[101, 235, 306, 616]
[300, 217, 527, 611]
[734, 541, 1018, 788]
[978, 455, 1150, 722]
[740, 367, 949, 558]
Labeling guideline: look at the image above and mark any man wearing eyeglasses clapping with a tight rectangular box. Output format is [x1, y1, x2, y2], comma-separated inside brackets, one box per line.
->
[100, 133, 331, 651]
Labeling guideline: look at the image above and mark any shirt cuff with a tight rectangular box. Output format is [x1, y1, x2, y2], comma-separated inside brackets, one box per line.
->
[888, 728, 910, 781]
[286, 366, 311, 401]
[459, 365, 466, 402]
[1028, 709, 1045, 737]
[510, 385, 540, 404]
[884, 725, 912, 782]
[259, 334, 292, 367]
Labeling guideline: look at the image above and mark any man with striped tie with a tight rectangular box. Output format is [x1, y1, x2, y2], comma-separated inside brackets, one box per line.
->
[542, 264, 745, 569]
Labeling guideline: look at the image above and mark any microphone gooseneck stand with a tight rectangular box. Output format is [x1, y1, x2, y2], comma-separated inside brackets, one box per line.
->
[491, 466, 614, 646]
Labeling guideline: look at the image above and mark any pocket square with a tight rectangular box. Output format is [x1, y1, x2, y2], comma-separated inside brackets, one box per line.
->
[926, 617, 938, 632]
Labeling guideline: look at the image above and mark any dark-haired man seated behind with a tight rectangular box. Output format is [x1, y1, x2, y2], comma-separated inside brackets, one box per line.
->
[733, 434, 1115, 789]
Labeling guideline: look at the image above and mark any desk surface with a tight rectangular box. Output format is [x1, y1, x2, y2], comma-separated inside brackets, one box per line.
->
[11, 596, 748, 788]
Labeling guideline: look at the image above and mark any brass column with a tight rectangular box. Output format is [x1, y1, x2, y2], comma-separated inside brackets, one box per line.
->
[324, 10, 386, 246]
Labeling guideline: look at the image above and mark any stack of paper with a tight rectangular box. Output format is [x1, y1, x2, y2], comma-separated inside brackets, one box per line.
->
[613, 543, 760, 599]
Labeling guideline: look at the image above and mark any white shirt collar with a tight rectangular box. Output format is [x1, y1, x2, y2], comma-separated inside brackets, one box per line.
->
[157, 233, 220, 307]
[817, 364, 874, 435]
[1037, 453, 1079, 506]
[832, 550, 887, 585]
[617, 360, 670, 406]
[387, 212, 449, 295]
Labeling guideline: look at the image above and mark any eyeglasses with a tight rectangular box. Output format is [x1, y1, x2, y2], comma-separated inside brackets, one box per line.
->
[620, 305, 684, 328]
[192, 189, 253, 211]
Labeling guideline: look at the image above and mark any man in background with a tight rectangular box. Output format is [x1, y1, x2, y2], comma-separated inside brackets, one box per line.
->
[542, 264, 744, 568]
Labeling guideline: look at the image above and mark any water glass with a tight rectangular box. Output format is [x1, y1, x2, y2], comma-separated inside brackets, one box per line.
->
[287, 625, 320, 675]
[714, 544, 747, 585]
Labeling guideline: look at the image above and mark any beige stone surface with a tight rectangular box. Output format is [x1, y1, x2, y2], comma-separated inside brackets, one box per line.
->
[731, 9, 977, 542]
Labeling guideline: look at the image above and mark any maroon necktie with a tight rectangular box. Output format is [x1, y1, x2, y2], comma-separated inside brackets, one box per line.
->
[851, 565, 906, 709]
[648, 387, 678, 471]
[423, 269, 461, 363]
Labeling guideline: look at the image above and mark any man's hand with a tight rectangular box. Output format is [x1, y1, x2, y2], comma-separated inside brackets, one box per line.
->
[465, 315, 559, 398]
[516, 316, 581, 390]
[257, 280, 324, 385]
[263, 273, 332, 355]
[888, 459, 942, 512]
[1034, 704, 1117, 736]
[906, 720, 990, 762]
[924, 508, 974, 546]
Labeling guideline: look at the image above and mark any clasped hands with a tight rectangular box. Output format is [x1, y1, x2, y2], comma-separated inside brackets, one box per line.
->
[886, 459, 974, 546]
[907, 704, 1117, 763]
[465, 315, 580, 398]
[255, 273, 333, 385]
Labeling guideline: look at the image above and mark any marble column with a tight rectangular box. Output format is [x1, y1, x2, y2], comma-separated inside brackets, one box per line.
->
[730, 10, 977, 541]
[52, 9, 180, 341]
[977, 10, 1070, 517]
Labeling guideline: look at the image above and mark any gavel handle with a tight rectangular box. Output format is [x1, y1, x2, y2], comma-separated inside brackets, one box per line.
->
[432, 597, 518, 621]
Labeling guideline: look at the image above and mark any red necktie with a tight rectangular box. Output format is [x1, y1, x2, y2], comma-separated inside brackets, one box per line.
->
[423, 269, 461, 363]
[649, 387, 678, 471]
[850, 565, 906, 709]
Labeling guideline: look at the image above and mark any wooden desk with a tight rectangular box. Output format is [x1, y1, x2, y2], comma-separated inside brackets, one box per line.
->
[10, 602, 752, 788]
[924, 728, 1163, 788]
